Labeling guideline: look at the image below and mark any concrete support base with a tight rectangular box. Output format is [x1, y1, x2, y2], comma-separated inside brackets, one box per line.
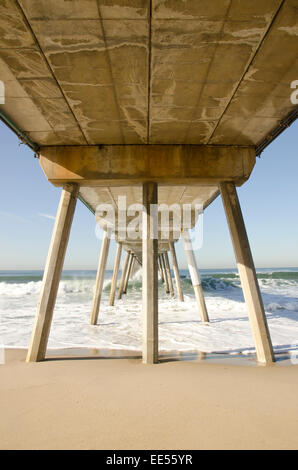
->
[142, 182, 158, 364]
[220, 182, 274, 364]
[26, 184, 78, 362]
[90, 231, 110, 325]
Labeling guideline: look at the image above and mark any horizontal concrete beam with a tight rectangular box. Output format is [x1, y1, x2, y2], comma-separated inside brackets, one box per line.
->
[118, 239, 176, 255]
[40, 145, 255, 186]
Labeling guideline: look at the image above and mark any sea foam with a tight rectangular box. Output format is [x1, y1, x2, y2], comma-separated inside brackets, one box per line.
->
[1, 269, 298, 354]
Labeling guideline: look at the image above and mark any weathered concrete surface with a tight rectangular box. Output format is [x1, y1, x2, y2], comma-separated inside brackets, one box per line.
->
[2, 1, 284, 364]
[0, 0, 297, 146]
[26, 183, 78, 362]
[38, 144, 254, 247]
[90, 230, 111, 325]
[220, 182, 275, 364]
[39, 145, 255, 185]
[142, 181, 158, 364]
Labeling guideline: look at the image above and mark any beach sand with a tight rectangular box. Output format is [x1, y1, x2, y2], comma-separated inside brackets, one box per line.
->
[0, 348, 298, 450]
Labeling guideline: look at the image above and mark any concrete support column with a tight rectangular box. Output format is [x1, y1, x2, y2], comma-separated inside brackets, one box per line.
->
[130, 255, 136, 277]
[142, 182, 158, 364]
[90, 230, 110, 325]
[161, 253, 170, 293]
[130, 254, 141, 277]
[164, 251, 174, 297]
[109, 243, 122, 306]
[220, 182, 274, 364]
[182, 229, 209, 323]
[169, 241, 184, 301]
[135, 257, 142, 267]
[123, 252, 134, 294]
[158, 256, 165, 283]
[117, 251, 130, 299]
[26, 183, 79, 362]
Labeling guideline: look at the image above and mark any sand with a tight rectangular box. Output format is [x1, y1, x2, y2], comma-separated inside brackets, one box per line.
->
[0, 348, 298, 450]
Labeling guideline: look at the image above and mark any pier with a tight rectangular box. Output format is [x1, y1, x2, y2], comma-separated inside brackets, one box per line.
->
[0, 0, 297, 365]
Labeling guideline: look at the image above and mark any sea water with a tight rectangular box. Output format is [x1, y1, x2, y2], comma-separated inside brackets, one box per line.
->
[0, 268, 298, 356]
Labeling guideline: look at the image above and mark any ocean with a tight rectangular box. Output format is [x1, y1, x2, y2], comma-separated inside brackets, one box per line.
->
[1, 268, 298, 356]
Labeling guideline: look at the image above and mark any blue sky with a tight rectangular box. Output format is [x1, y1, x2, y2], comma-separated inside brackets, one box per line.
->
[0, 120, 297, 270]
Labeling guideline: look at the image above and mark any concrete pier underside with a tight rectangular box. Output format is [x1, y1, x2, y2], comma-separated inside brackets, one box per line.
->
[0, 0, 297, 365]
[0, 0, 297, 146]
[39, 144, 255, 256]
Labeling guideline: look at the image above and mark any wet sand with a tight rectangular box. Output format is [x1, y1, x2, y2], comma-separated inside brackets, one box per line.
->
[0, 348, 298, 449]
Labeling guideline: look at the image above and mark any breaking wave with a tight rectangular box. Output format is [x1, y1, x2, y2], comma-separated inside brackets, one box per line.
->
[1, 268, 297, 352]
[0, 270, 297, 298]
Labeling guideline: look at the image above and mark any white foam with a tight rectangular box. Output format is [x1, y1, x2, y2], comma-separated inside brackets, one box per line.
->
[1, 274, 298, 354]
